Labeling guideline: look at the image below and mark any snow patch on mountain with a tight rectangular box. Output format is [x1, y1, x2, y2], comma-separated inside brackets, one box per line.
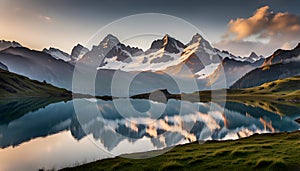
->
[98, 48, 185, 72]
[97, 34, 221, 73]
[185, 33, 217, 60]
[43, 48, 71, 62]
[216, 49, 263, 63]
[195, 63, 220, 79]
[71, 44, 89, 60]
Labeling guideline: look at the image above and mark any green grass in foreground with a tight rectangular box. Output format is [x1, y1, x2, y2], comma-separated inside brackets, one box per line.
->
[61, 131, 300, 171]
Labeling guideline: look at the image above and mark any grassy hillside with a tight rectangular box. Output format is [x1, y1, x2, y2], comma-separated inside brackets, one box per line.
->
[61, 131, 300, 171]
[228, 75, 300, 102]
[230, 62, 300, 89]
[231, 42, 300, 89]
[244, 75, 300, 92]
[0, 69, 71, 98]
[132, 76, 300, 104]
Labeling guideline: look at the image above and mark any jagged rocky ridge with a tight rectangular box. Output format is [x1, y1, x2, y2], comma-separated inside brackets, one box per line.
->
[0, 34, 275, 96]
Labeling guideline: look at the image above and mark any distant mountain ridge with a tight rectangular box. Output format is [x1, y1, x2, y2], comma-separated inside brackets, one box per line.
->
[0, 46, 74, 89]
[43, 47, 71, 61]
[0, 34, 265, 74]
[209, 57, 264, 87]
[81, 34, 143, 65]
[231, 43, 300, 89]
[0, 40, 22, 51]
[1, 34, 296, 96]
[215, 49, 263, 63]
[262, 43, 300, 66]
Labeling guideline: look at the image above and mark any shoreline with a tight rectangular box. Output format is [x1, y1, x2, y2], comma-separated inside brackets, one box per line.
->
[60, 131, 300, 171]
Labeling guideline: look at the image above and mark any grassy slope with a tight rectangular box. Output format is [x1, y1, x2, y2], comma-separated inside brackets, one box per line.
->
[228, 75, 300, 102]
[0, 69, 71, 98]
[62, 131, 300, 171]
[191, 76, 300, 116]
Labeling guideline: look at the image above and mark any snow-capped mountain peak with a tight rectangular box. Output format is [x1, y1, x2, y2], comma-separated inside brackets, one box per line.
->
[189, 33, 203, 44]
[182, 33, 219, 66]
[187, 33, 213, 50]
[71, 44, 89, 60]
[43, 47, 71, 62]
[216, 49, 263, 63]
[247, 52, 263, 62]
[150, 34, 185, 53]
[162, 34, 175, 46]
[249, 52, 258, 58]
[215, 49, 241, 61]
[99, 34, 120, 49]
[163, 34, 170, 46]
[95, 34, 188, 72]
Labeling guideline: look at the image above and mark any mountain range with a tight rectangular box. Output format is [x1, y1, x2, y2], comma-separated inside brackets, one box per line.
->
[0, 40, 22, 51]
[231, 43, 300, 89]
[0, 35, 299, 96]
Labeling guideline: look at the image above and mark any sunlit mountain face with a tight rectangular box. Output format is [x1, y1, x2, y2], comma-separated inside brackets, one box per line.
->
[0, 33, 270, 96]
[1, 33, 299, 97]
[2, 30, 299, 98]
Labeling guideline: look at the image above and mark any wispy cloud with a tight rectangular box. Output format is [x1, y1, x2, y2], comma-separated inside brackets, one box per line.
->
[38, 15, 53, 23]
[285, 55, 300, 63]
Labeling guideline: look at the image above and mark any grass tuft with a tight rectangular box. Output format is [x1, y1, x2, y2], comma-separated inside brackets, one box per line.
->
[160, 161, 183, 171]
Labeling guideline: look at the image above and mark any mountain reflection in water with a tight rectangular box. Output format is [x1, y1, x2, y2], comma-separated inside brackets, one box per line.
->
[0, 98, 299, 171]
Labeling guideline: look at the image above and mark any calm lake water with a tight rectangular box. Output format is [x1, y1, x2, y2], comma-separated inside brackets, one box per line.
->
[0, 98, 299, 171]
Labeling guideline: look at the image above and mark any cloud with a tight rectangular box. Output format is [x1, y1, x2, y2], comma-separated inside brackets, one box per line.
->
[285, 55, 300, 63]
[226, 5, 300, 40]
[281, 41, 299, 50]
[214, 40, 265, 57]
[38, 15, 52, 23]
[225, 6, 271, 40]
[215, 6, 300, 56]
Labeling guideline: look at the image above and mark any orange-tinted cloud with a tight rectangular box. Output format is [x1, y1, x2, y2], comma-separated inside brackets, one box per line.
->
[227, 6, 300, 40]
[215, 6, 300, 56]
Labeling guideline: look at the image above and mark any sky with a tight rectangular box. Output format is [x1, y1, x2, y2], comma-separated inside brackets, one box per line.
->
[0, 0, 300, 56]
